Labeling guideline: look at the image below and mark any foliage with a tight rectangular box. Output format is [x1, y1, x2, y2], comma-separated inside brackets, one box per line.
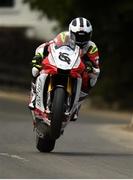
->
[24, 0, 133, 108]
[0, 28, 42, 89]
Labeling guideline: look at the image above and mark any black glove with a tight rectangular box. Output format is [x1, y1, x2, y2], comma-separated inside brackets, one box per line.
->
[31, 54, 43, 69]
[85, 61, 93, 73]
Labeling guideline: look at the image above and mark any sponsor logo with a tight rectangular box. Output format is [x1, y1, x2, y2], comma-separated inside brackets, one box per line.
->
[36, 79, 42, 107]
[59, 52, 71, 64]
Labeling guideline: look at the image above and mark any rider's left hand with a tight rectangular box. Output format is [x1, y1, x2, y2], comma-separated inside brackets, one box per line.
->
[85, 61, 93, 73]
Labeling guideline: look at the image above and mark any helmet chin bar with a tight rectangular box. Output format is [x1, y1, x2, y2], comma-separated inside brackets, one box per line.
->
[76, 41, 89, 48]
[70, 30, 92, 49]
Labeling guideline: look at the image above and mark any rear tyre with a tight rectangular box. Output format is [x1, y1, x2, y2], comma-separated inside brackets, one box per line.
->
[36, 136, 55, 152]
[35, 120, 55, 152]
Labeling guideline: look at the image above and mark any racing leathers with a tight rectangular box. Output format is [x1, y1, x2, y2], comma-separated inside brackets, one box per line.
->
[29, 31, 100, 114]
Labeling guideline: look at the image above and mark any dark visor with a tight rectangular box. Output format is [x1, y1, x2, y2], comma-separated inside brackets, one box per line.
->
[72, 31, 91, 43]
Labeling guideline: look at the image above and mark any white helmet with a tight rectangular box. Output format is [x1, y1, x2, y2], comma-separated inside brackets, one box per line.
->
[69, 17, 93, 48]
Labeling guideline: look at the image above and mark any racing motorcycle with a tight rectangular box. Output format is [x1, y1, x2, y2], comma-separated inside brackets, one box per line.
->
[30, 43, 87, 152]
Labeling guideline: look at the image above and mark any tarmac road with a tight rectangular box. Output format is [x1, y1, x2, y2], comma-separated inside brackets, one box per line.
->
[0, 94, 133, 178]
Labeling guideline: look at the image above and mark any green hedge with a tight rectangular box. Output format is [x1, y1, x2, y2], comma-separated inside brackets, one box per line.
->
[0, 27, 43, 89]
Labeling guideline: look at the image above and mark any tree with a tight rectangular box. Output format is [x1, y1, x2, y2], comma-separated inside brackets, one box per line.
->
[24, 0, 133, 109]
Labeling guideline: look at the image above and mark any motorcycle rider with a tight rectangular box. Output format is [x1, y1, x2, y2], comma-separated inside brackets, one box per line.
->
[29, 17, 100, 120]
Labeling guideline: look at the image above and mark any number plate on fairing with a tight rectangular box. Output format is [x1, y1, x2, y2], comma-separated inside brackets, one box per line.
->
[49, 44, 81, 70]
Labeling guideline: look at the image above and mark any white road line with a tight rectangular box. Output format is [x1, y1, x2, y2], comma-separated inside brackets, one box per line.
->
[0, 152, 29, 162]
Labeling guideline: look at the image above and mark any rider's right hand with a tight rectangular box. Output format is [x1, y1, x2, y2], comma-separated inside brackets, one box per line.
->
[32, 54, 43, 69]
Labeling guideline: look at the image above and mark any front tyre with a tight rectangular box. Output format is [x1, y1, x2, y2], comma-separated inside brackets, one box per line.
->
[51, 87, 65, 139]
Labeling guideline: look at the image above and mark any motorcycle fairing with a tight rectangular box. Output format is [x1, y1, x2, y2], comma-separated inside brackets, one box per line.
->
[35, 73, 48, 112]
[49, 44, 81, 70]
[32, 43, 85, 127]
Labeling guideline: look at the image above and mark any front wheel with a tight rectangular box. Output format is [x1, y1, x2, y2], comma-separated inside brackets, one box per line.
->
[51, 87, 65, 139]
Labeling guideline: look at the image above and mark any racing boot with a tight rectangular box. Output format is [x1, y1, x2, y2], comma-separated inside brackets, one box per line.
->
[70, 105, 81, 121]
[70, 91, 88, 121]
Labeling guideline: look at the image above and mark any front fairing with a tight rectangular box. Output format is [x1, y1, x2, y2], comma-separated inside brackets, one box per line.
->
[48, 44, 81, 70]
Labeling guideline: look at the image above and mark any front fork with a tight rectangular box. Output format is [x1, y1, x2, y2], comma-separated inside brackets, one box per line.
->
[46, 75, 82, 120]
[46, 76, 53, 113]
[46, 75, 72, 113]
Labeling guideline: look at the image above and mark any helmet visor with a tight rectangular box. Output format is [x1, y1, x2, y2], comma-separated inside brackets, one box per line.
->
[71, 31, 91, 47]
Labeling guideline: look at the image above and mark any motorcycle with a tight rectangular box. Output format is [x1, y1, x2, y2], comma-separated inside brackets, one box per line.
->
[30, 42, 87, 152]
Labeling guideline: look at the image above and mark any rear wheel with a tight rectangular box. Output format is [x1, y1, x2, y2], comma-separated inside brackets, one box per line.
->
[36, 135, 55, 152]
[35, 87, 65, 151]
[35, 119, 55, 152]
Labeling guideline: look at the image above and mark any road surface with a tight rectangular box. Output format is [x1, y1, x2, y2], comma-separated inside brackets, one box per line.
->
[0, 95, 133, 178]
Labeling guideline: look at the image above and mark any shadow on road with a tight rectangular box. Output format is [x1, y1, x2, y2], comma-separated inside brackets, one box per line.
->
[51, 151, 133, 157]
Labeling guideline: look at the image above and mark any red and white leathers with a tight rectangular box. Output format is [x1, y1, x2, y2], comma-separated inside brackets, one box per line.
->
[32, 31, 100, 92]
